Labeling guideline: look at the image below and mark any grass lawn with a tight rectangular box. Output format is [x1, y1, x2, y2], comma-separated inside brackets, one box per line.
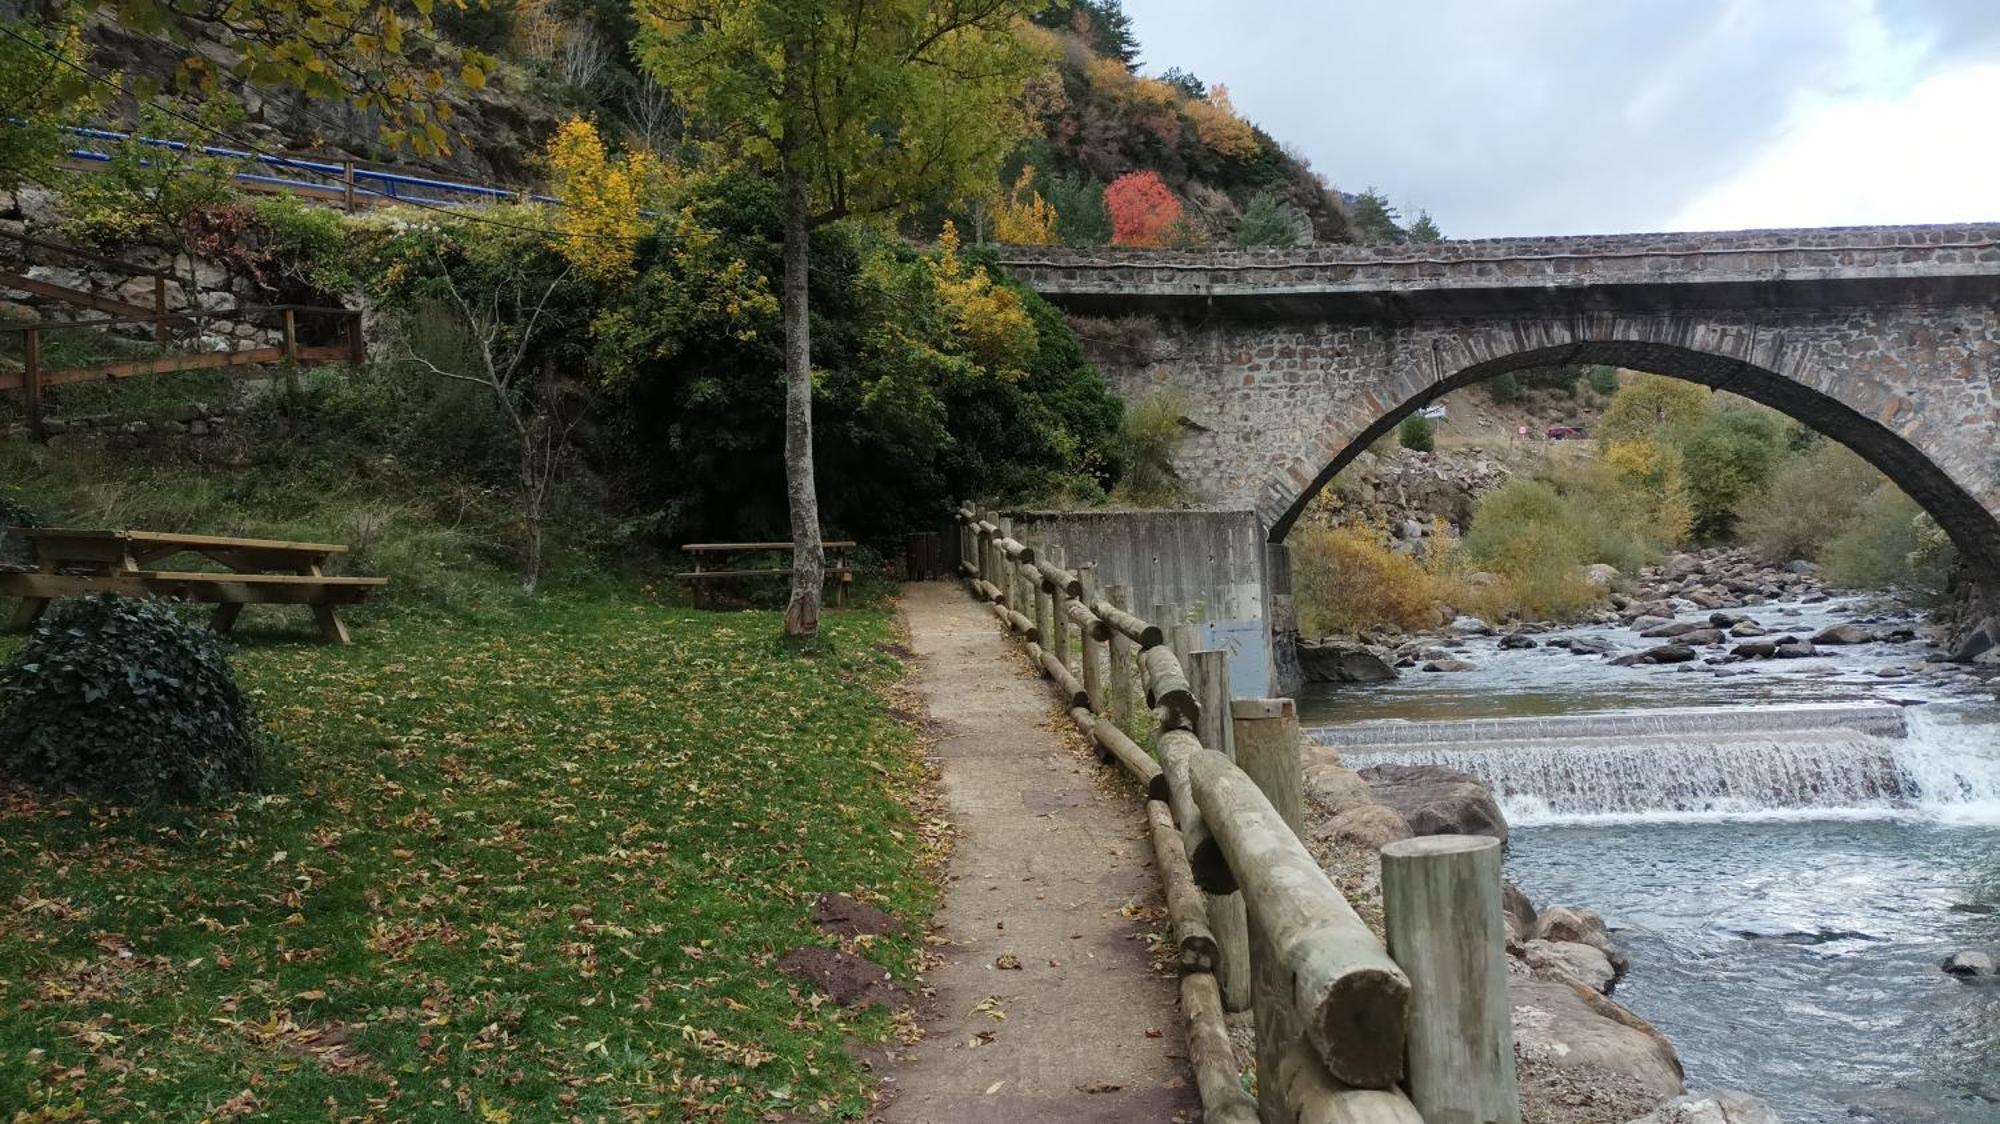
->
[0, 597, 938, 1121]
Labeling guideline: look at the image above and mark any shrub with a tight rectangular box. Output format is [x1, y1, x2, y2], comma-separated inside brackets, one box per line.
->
[1483, 372, 1521, 404]
[1113, 393, 1188, 506]
[1736, 443, 1883, 561]
[0, 596, 261, 801]
[1598, 374, 1710, 442]
[1105, 170, 1182, 246]
[1586, 365, 1620, 395]
[1397, 413, 1435, 452]
[1679, 407, 1780, 540]
[1292, 524, 1450, 635]
[1459, 480, 1602, 620]
[1048, 174, 1113, 246]
[1822, 484, 1952, 594]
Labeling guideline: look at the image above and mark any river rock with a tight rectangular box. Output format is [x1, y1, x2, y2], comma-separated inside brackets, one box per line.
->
[1319, 802, 1412, 851]
[1615, 644, 1697, 666]
[1729, 621, 1767, 638]
[1503, 880, 1538, 942]
[1628, 614, 1674, 631]
[1525, 939, 1617, 993]
[1584, 563, 1620, 588]
[1358, 763, 1508, 842]
[1942, 949, 1996, 978]
[1676, 628, 1727, 646]
[1449, 615, 1495, 636]
[1707, 611, 1750, 627]
[1773, 639, 1817, 658]
[1301, 750, 1374, 815]
[1641, 620, 1702, 638]
[1567, 637, 1618, 657]
[1535, 906, 1630, 976]
[1626, 1090, 1780, 1124]
[1297, 640, 1398, 684]
[1498, 633, 1538, 650]
[1423, 658, 1478, 672]
[1511, 978, 1685, 1101]
[1811, 622, 1874, 645]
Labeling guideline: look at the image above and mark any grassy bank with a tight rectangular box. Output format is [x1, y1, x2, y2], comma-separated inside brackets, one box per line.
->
[0, 597, 937, 1121]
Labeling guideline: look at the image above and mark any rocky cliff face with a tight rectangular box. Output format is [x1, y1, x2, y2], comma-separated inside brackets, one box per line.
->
[1306, 445, 1513, 539]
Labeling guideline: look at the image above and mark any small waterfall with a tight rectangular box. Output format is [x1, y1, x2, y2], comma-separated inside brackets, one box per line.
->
[1310, 704, 2000, 824]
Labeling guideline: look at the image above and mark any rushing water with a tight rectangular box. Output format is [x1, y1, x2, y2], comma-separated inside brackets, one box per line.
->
[1298, 596, 2000, 1123]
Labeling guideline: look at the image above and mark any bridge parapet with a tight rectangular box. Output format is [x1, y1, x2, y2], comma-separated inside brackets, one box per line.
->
[1001, 223, 2000, 316]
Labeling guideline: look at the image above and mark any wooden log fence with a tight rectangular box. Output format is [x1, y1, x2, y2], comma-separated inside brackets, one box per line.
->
[949, 509, 1515, 1124]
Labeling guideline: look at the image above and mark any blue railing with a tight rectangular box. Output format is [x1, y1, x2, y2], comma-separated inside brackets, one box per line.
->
[59, 125, 563, 209]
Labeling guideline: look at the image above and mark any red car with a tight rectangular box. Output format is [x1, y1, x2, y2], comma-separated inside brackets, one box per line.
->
[1546, 425, 1586, 440]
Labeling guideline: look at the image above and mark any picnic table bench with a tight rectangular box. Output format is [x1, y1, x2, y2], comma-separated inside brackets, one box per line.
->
[0, 529, 387, 644]
[678, 541, 856, 609]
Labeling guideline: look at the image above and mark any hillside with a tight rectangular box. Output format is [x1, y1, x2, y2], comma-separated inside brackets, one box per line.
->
[46, 0, 1364, 245]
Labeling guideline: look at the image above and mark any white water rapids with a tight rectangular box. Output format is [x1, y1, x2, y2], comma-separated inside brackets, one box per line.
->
[1311, 704, 2000, 825]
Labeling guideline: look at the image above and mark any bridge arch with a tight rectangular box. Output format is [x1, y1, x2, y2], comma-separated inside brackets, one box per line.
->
[1000, 227, 2000, 585]
[1258, 327, 2000, 582]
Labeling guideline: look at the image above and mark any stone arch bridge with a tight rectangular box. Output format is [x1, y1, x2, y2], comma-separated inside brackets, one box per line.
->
[1000, 225, 2000, 591]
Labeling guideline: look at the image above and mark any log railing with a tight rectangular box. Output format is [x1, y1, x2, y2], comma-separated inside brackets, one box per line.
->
[953, 507, 1520, 1124]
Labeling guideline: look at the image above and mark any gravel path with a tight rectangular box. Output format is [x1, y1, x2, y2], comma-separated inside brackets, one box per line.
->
[877, 582, 1199, 1123]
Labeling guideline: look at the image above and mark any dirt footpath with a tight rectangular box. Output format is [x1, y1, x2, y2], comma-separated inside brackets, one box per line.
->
[877, 582, 1198, 1123]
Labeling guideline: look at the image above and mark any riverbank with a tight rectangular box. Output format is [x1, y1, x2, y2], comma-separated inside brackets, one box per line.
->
[1298, 590, 2000, 1123]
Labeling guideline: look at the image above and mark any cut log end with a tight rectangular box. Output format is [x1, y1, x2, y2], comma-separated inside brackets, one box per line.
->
[1308, 970, 1412, 1090]
[1187, 836, 1237, 895]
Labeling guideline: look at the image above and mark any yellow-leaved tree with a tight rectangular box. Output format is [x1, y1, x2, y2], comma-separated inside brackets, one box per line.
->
[637, 0, 1052, 638]
[990, 165, 1058, 245]
[545, 118, 658, 282]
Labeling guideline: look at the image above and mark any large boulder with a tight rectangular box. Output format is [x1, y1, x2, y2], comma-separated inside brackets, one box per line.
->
[1297, 640, 1398, 684]
[1358, 763, 1508, 842]
[1811, 622, 1874, 645]
[1626, 1091, 1780, 1124]
[1502, 880, 1538, 942]
[1319, 803, 1413, 851]
[1511, 978, 1685, 1101]
[1423, 658, 1478, 673]
[1641, 620, 1702, 638]
[1524, 939, 1617, 993]
[1535, 906, 1630, 977]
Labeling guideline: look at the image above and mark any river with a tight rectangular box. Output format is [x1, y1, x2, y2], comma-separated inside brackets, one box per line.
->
[1296, 595, 2000, 1124]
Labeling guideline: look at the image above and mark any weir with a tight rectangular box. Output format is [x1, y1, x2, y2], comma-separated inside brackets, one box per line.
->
[1311, 704, 2000, 821]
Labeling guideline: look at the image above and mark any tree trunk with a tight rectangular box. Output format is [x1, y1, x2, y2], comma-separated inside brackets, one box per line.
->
[778, 36, 824, 639]
[519, 415, 544, 595]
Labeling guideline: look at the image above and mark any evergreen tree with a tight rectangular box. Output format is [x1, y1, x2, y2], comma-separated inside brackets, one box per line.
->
[1406, 210, 1442, 243]
[1234, 192, 1299, 247]
[1048, 173, 1113, 245]
[1348, 187, 1404, 243]
[1160, 66, 1205, 99]
[1034, 0, 1140, 68]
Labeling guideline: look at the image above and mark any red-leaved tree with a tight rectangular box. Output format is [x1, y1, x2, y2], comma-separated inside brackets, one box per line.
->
[1105, 170, 1182, 246]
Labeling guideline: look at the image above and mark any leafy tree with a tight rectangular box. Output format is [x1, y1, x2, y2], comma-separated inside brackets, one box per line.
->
[1034, 0, 1139, 68]
[1406, 210, 1442, 243]
[545, 117, 658, 281]
[1586, 365, 1620, 395]
[0, 22, 100, 192]
[1048, 173, 1113, 245]
[1105, 169, 1181, 246]
[1484, 371, 1521, 404]
[990, 165, 1059, 245]
[1160, 66, 1205, 99]
[1397, 413, 1435, 452]
[59, 0, 493, 156]
[1234, 192, 1299, 247]
[1679, 407, 1780, 540]
[1598, 373, 1710, 442]
[638, 0, 1049, 637]
[1348, 187, 1403, 243]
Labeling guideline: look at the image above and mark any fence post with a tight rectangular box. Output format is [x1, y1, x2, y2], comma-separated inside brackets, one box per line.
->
[1075, 563, 1103, 712]
[1190, 647, 1250, 1014]
[1048, 543, 1070, 670]
[1035, 541, 1055, 655]
[1233, 695, 1305, 1118]
[995, 515, 1014, 607]
[1381, 835, 1522, 1124]
[22, 327, 43, 442]
[1107, 584, 1135, 727]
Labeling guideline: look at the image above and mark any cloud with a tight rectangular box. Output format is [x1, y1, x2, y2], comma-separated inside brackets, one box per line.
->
[1119, 0, 2000, 236]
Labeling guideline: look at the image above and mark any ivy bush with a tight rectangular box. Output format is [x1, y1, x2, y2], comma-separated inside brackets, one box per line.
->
[0, 596, 262, 802]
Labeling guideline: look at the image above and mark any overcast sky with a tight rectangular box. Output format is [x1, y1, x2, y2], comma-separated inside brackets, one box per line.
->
[1122, 0, 2000, 238]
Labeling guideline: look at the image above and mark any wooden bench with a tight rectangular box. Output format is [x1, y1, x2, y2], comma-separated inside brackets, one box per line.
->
[1, 529, 387, 644]
[677, 541, 857, 609]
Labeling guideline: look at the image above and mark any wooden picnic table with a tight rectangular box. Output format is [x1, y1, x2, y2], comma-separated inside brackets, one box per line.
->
[678, 540, 857, 609]
[1, 529, 387, 644]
